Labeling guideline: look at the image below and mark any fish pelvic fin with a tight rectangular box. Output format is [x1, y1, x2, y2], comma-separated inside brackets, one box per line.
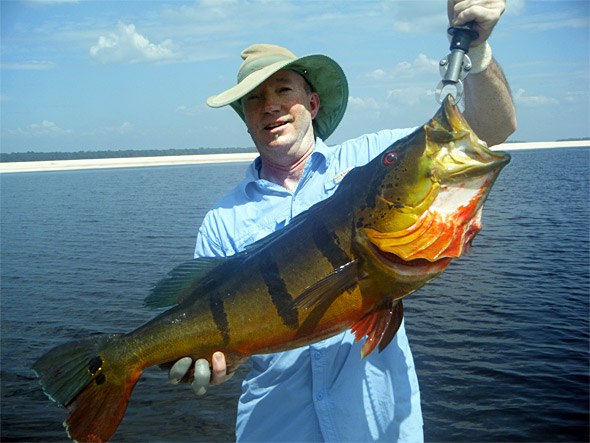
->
[351, 299, 403, 359]
[32, 334, 141, 442]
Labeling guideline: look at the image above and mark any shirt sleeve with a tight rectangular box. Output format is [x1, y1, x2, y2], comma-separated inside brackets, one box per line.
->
[194, 213, 228, 259]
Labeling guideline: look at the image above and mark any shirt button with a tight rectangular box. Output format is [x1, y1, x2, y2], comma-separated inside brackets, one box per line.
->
[314, 351, 322, 360]
[316, 393, 324, 401]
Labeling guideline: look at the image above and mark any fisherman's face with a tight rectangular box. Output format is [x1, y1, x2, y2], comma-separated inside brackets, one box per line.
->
[242, 69, 320, 166]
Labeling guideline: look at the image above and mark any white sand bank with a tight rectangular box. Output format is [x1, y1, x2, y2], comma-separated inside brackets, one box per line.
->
[495, 140, 589, 151]
[1, 141, 587, 174]
[0, 152, 259, 174]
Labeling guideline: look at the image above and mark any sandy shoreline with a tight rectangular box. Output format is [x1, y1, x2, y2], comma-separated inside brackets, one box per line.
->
[0, 152, 259, 174]
[1, 141, 587, 174]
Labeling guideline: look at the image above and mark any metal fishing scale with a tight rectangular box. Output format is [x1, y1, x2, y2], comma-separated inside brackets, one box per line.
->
[436, 22, 479, 104]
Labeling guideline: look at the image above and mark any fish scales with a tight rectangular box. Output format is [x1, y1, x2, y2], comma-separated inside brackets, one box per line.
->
[32, 97, 510, 442]
[214, 207, 360, 355]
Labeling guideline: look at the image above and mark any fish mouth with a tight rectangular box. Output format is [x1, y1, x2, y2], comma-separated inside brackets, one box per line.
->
[428, 98, 511, 182]
[368, 240, 452, 277]
[431, 138, 510, 183]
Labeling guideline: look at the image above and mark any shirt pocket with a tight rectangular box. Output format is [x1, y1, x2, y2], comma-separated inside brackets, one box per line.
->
[324, 166, 354, 198]
[235, 216, 288, 251]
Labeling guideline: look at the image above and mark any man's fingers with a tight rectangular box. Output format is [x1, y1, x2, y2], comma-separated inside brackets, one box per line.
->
[210, 351, 229, 385]
[169, 356, 193, 385]
[192, 359, 211, 395]
[170, 352, 247, 394]
[448, 0, 505, 46]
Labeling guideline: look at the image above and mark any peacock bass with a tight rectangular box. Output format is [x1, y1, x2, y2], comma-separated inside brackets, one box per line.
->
[33, 97, 510, 442]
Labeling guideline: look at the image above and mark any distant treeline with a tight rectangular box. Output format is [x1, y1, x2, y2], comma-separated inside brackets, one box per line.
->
[556, 137, 590, 142]
[0, 147, 257, 163]
[505, 137, 590, 143]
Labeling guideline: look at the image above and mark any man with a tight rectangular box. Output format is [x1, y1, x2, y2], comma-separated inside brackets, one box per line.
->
[170, 0, 516, 441]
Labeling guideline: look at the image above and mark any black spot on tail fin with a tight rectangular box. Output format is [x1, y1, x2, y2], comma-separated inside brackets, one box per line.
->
[88, 355, 103, 376]
[32, 334, 121, 407]
[32, 333, 141, 442]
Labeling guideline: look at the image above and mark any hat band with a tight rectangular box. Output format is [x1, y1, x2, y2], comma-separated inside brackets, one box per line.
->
[237, 54, 294, 82]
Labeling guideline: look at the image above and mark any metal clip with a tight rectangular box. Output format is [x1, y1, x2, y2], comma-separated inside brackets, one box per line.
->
[435, 52, 472, 103]
[435, 22, 478, 104]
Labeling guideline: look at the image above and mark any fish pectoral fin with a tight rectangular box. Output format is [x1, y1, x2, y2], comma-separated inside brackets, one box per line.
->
[144, 257, 226, 309]
[351, 299, 403, 359]
[286, 260, 360, 313]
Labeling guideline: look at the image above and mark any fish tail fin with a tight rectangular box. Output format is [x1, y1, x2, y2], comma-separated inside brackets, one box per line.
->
[32, 334, 142, 442]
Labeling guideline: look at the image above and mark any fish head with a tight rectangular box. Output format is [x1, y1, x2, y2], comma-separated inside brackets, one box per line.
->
[355, 96, 511, 288]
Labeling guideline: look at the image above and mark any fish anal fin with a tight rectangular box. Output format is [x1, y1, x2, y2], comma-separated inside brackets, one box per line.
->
[351, 299, 403, 359]
[287, 260, 360, 312]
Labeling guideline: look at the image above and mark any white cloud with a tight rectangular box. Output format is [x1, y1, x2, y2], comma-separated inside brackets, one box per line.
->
[1, 61, 56, 70]
[117, 122, 132, 134]
[504, 0, 525, 16]
[345, 96, 388, 123]
[514, 88, 558, 107]
[84, 122, 134, 136]
[368, 54, 438, 81]
[348, 96, 386, 120]
[164, 0, 240, 23]
[367, 69, 389, 82]
[386, 86, 435, 106]
[382, 0, 447, 33]
[348, 96, 384, 110]
[176, 105, 206, 116]
[9, 120, 72, 136]
[519, 16, 589, 33]
[563, 91, 589, 104]
[412, 53, 439, 72]
[90, 22, 178, 65]
[22, 0, 78, 5]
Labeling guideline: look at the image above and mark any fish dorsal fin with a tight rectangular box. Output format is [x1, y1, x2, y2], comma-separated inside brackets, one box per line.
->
[351, 299, 403, 359]
[287, 260, 360, 312]
[144, 257, 225, 309]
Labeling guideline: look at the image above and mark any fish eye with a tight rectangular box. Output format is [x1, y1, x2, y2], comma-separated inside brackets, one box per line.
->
[383, 152, 397, 165]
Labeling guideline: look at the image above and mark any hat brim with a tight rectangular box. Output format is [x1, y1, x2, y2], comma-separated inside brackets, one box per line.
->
[206, 54, 348, 141]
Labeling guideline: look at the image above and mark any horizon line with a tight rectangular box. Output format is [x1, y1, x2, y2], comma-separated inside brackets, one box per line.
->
[1, 140, 588, 174]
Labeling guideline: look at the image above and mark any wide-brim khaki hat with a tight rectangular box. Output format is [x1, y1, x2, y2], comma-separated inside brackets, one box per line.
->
[206, 44, 348, 141]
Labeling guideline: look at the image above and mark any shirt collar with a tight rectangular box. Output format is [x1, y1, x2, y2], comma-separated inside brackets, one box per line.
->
[243, 137, 329, 189]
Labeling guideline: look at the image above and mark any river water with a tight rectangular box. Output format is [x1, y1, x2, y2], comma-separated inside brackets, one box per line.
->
[1, 147, 588, 441]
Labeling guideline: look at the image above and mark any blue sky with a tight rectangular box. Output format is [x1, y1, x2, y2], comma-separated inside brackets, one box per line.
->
[1, 0, 589, 153]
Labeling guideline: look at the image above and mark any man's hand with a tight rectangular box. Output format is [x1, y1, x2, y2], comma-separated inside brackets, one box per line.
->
[168, 352, 246, 395]
[445, 0, 516, 145]
[447, 0, 506, 46]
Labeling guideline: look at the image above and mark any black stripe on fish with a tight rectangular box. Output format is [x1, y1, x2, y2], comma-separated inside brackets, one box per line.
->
[259, 252, 299, 329]
[209, 293, 230, 347]
[312, 220, 350, 269]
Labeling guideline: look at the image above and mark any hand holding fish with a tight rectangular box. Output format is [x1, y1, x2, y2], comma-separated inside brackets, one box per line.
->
[447, 0, 505, 47]
[168, 352, 246, 395]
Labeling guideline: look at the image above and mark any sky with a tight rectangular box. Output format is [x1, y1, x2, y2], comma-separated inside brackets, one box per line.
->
[1, 0, 589, 153]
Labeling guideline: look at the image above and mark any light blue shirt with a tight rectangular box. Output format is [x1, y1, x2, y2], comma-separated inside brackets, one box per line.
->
[195, 129, 423, 442]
